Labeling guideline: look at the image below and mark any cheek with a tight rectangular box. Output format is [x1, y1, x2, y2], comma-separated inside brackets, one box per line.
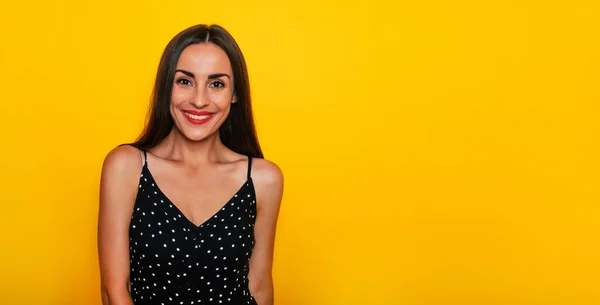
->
[171, 87, 193, 106]
[210, 91, 233, 109]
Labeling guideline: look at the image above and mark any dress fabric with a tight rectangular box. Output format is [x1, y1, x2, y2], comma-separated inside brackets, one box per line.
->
[129, 151, 258, 305]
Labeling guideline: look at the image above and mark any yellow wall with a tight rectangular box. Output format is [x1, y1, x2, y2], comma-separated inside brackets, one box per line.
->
[1, 0, 599, 304]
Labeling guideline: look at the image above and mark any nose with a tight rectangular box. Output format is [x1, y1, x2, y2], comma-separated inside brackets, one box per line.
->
[191, 86, 209, 108]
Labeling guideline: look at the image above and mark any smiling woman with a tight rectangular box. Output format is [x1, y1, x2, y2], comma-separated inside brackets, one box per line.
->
[130, 24, 262, 156]
[170, 43, 238, 141]
[97, 24, 284, 305]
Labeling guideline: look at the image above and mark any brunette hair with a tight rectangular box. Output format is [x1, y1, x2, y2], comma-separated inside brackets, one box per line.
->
[129, 24, 263, 158]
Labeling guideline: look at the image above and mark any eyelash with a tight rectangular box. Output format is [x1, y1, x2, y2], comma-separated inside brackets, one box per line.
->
[210, 81, 225, 88]
[176, 78, 192, 86]
[175, 78, 225, 89]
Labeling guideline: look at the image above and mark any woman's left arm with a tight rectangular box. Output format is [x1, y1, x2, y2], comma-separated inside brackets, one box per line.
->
[248, 159, 284, 305]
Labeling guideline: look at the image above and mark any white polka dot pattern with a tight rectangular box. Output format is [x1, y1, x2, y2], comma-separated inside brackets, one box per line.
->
[129, 153, 257, 305]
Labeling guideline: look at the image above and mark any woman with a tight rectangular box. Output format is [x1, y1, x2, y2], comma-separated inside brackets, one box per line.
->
[98, 24, 284, 305]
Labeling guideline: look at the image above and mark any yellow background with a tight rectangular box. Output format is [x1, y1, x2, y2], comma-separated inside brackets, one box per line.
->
[1, 0, 599, 304]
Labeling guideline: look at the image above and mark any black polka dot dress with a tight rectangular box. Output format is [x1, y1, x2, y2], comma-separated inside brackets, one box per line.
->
[129, 151, 258, 305]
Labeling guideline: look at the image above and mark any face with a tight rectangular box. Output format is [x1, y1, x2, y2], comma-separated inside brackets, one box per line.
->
[170, 43, 236, 142]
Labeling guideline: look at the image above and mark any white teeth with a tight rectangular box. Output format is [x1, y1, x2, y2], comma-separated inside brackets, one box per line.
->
[184, 112, 211, 120]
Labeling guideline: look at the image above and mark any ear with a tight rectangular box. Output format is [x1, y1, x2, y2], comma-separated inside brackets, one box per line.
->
[231, 95, 238, 104]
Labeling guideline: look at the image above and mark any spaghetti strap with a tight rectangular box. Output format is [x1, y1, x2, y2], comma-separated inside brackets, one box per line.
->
[141, 150, 147, 167]
[247, 156, 253, 180]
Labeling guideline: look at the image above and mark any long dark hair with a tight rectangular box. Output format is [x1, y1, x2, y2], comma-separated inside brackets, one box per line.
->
[129, 24, 263, 158]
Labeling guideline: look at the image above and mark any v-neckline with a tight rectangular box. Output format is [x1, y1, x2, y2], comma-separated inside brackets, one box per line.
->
[141, 164, 252, 229]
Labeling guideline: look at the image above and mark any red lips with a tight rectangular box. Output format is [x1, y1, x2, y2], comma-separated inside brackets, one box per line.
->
[182, 110, 214, 125]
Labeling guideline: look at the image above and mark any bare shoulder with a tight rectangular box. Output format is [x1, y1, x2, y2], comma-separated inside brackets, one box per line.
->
[251, 157, 284, 188]
[251, 158, 284, 213]
[101, 145, 143, 184]
[99, 145, 143, 221]
[103, 145, 142, 170]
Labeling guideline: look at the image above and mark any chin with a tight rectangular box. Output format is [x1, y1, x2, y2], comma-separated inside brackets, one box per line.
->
[178, 128, 218, 142]
[172, 118, 222, 142]
[181, 132, 209, 142]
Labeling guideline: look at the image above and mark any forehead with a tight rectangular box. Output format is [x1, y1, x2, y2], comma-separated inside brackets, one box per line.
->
[176, 43, 232, 75]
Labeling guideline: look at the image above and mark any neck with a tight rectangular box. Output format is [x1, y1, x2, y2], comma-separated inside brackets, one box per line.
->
[154, 128, 230, 166]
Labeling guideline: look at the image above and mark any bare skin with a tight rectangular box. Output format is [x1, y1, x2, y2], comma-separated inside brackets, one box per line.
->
[98, 43, 283, 305]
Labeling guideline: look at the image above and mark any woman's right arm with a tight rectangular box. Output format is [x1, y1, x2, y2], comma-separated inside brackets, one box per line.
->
[98, 146, 142, 305]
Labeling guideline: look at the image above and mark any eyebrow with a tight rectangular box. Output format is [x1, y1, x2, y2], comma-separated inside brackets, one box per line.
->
[175, 69, 231, 80]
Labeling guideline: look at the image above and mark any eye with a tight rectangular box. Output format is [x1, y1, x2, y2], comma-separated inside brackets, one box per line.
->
[176, 78, 192, 86]
[209, 81, 225, 89]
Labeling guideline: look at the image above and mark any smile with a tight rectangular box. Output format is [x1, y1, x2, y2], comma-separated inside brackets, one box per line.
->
[182, 110, 214, 124]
